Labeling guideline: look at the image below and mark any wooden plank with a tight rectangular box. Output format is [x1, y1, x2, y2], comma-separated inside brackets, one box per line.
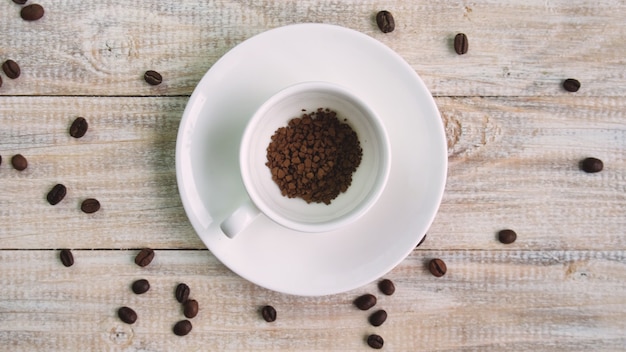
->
[0, 249, 624, 351]
[1, 96, 624, 250]
[0, 0, 624, 97]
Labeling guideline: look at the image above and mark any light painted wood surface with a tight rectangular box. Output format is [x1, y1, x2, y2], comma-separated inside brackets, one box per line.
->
[1, 0, 625, 351]
[1, 250, 625, 351]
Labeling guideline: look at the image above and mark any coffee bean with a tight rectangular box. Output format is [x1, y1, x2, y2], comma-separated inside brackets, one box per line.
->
[563, 78, 581, 92]
[2, 60, 20, 79]
[131, 279, 150, 294]
[144, 70, 162, 85]
[12, 0, 28, 4]
[498, 229, 517, 244]
[367, 334, 384, 349]
[454, 33, 469, 55]
[354, 294, 377, 311]
[581, 157, 603, 173]
[0, 75, 3, 88]
[416, 234, 427, 248]
[183, 299, 199, 319]
[369, 309, 388, 327]
[81, 198, 100, 214]
[0, 155, 2, 166]
[261, 305, 277, 322]
[20, 4, 44, 21]
[378, 279, 395, 296]
[376, 10, 395, 33]
[173, 320, 192, 336]
[175, 283, 190, 303]
[11, 154, 27, 171]
[134, 248, 154, 267]
[428, 258, 447, 277]
[69, 117, 88, 138]
[118, 306, 137, 324]
[46, 184, 67, 205]
[59, 249, 74, 267]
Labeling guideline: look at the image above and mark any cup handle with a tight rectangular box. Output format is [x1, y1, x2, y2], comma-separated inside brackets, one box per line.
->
[220, 198, 261, 238]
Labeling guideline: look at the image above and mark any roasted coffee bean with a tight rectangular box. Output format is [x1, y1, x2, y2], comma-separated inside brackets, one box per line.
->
[261, 305, 277, 322]
[47, 184, 67, 205]
[11, 154, 27, 171]
[378, 279, 395, 296]
[416, 234, 427, 248]
[144, 70, 162, 85]
[0, 75, 3, 88]
[69, 117, 88, 138]
[367, 334, 384, 349]
[175, 283, 190, 303]
[59, 249, 74, 267]
[2, 60, 20, 79]
[81, 198, 100, 214]
[131, 279, 150, 294]
[563, 78, 581, 92]
[118, 306, 137, 324]
[12, 0, 28, 4]
[428, 258, 447, 277]
[0, 154, 2, 166]
[498, 229, 517, 244]
[134, 248, 154, 267]
[20, 4, 44, 21]
[183, 299, 199, 319]
[354, 294, 377, 311]
[376, 10, 395, 33]
[581, 157, 603, 173]
[173, 320, 192, 336]
[454, 33, 469, 55]
[369, 309, 388, 327]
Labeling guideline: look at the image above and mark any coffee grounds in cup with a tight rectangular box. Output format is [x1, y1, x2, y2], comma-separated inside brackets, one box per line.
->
[265, 108, 362, 205]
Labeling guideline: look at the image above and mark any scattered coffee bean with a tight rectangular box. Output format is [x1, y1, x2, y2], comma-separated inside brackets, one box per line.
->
[46, 184, 67, 205]
[498, 229, 517, 244]
[183, 299, 199, 319]
[0, 154, 2, 166]
[131, 279, 150, 294]
[81, 198, 100, 214]
[0, 75, 3, 88]
[416, 234, 427, 248]
[175, 283, 190, 303]
[134, 248, 154, 267]
[2, 60, 21, 79]
[369, 309, 388, 327]
[354, 294, 377, 311]
[59, 249, 74, 267]
[367, 334, 384, 349]
[376, 10, 395, 33]
[580, 157, 603, 173]
[428, 258, 447, 277]
[69, 117, 88, 138]
[261, 305, 277, 322]
[454, 33, 469, 55]
[563, 78, 581, 92]
[12, 0, 28, 5]
[144, 70, 162, 85]
[118, 306, 137, 324]
[378, 279, 395, 296]
[20, 4, 44, 21]
[11, 154, 28, 171]
[173, 320, 192, 336]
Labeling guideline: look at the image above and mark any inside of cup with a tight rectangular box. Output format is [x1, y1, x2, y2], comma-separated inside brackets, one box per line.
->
[241, 82, 390, 233]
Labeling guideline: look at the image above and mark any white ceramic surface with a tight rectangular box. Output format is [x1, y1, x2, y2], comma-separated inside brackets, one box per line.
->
[176, 23, 447, 296]
[237, 81, 391, 234]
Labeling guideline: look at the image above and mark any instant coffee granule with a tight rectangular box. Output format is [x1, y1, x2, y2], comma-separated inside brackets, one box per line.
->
[265, 108, 362, 205]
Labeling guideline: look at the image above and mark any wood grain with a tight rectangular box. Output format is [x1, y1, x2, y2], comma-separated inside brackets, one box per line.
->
[0, 249, 624, 351]
[0, 0, 624, 97]
[1, 96, 624, 250]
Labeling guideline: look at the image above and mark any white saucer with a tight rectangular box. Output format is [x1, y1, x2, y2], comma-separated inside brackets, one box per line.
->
[176, 24, 447, 296]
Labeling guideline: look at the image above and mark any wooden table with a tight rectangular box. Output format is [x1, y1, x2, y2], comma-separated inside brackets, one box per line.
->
[1, 1, 625, 350]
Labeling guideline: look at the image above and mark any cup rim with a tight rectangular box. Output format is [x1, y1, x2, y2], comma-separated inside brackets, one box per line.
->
[240, 81, 391, 233]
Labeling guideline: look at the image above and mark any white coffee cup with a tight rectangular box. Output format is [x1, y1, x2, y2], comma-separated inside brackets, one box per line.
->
[221, 81, 391, 238]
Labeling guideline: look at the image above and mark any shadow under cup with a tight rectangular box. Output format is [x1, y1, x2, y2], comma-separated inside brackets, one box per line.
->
[236, 81, 391, 235]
